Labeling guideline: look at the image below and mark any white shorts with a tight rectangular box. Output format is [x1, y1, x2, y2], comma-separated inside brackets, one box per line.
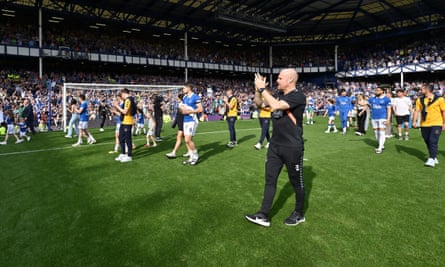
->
[137, 123, 144, 129]
[115, 123, 121, 133]
[79, 121, 89, 130]
[7, 124, 15, 134]
[183, 121, 198, 136]
[328, 116, 335, 121]
[20, 131, 27, 137]
[147, 127, 154, 136]
[372, 119, 387, 129]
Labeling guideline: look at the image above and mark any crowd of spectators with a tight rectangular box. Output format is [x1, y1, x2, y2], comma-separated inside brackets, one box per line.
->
[1, 66, 444, 137]
[338, 35, 445, 71]
[2, 17, 444, 70]
[0, 20, 268, 66]
[0, 69, 260, 131]
[1, 16, 445, 135]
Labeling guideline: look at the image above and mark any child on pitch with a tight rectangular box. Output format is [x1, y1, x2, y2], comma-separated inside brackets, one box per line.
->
[144, 110, 157, 148]
[38, 109, 48, 132]
[109, 94, 123, 154]
[324, 99, 338, 133]
[18, 117, 31, 142]
[306, 94, 315, 124]
[134, 108, 146, 135]
[166, 94, 185, 158]
[0, 110, 23, 145]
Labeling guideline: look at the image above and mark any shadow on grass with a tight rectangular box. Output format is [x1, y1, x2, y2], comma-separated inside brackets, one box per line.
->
[395, 144, 425, 161]
[269, 165, 315, 219]
[363, 138, 378, 148]
[132, 144, 162, 158]
[198, 134, 256, 161]
[198, 141, 226, 161]
[236, 134, 256, 145]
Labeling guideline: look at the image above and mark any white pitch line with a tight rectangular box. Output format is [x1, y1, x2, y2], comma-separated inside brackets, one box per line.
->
[0, 127, 260, 157]
[196, 127, 260, 135]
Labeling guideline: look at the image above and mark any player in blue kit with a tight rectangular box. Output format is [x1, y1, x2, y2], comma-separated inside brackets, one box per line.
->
[335, 89, 352, 134]
[72, 94, 96, 147]
[324, 99, 338, 133]
[181, 84, 203, 165]
[368, 87, 392, 154]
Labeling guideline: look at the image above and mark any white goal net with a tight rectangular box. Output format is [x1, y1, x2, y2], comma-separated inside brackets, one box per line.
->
[62, 83, 182, 132]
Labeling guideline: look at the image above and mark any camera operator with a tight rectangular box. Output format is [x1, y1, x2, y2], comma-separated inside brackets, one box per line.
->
[245, 68, 306, 227]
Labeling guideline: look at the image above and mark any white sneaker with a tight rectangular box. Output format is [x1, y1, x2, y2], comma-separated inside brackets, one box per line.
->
[120, 155, 132, 163]
[227, 142, 235, 148]
[434, 158, 439, 164]
[88, 139, 96, 144]
[265, 142, 269, 149]
[0, 141, 6, 145]
[375, 148, 382, 154]
[254, 143, 261, 150]
[425, 158, 435, 167]
[65, 135, 72, 138]
[166, 152, 177, 158]
[184, 154, 199, 165]
[189, 155, 199, 165]
[26, 136, 31, 141]
[72, 142, 81, 147]
[183, 152, 191, 157]
[15, 139, 24, 144]
[325, 130, 330, 133]
[99, 128, 104, 132]
[115, 154, 126, 161]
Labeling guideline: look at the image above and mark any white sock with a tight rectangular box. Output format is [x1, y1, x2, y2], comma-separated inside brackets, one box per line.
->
[378, 130, 386, 149]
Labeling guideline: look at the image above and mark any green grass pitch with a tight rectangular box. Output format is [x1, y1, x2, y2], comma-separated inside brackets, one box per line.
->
[1, 117, 444, 266]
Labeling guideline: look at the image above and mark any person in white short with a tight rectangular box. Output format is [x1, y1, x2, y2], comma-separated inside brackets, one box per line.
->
[181, 83, 202, 166]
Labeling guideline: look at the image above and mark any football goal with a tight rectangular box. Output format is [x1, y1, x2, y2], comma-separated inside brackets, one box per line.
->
[62, 83, 182, 132]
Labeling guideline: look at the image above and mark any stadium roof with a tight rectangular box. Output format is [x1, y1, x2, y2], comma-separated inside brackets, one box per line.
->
[2, 0, 445, 45]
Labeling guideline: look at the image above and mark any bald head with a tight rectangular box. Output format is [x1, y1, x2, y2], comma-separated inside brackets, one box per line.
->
[282, 68, 298, 82]
[277, 68, 299, 92]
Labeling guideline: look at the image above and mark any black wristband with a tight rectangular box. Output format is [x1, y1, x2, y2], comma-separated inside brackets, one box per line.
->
[258, 88, 265, 94]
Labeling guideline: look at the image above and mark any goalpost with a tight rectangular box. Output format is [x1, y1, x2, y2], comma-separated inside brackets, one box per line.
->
[62, 83, 182, 132]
